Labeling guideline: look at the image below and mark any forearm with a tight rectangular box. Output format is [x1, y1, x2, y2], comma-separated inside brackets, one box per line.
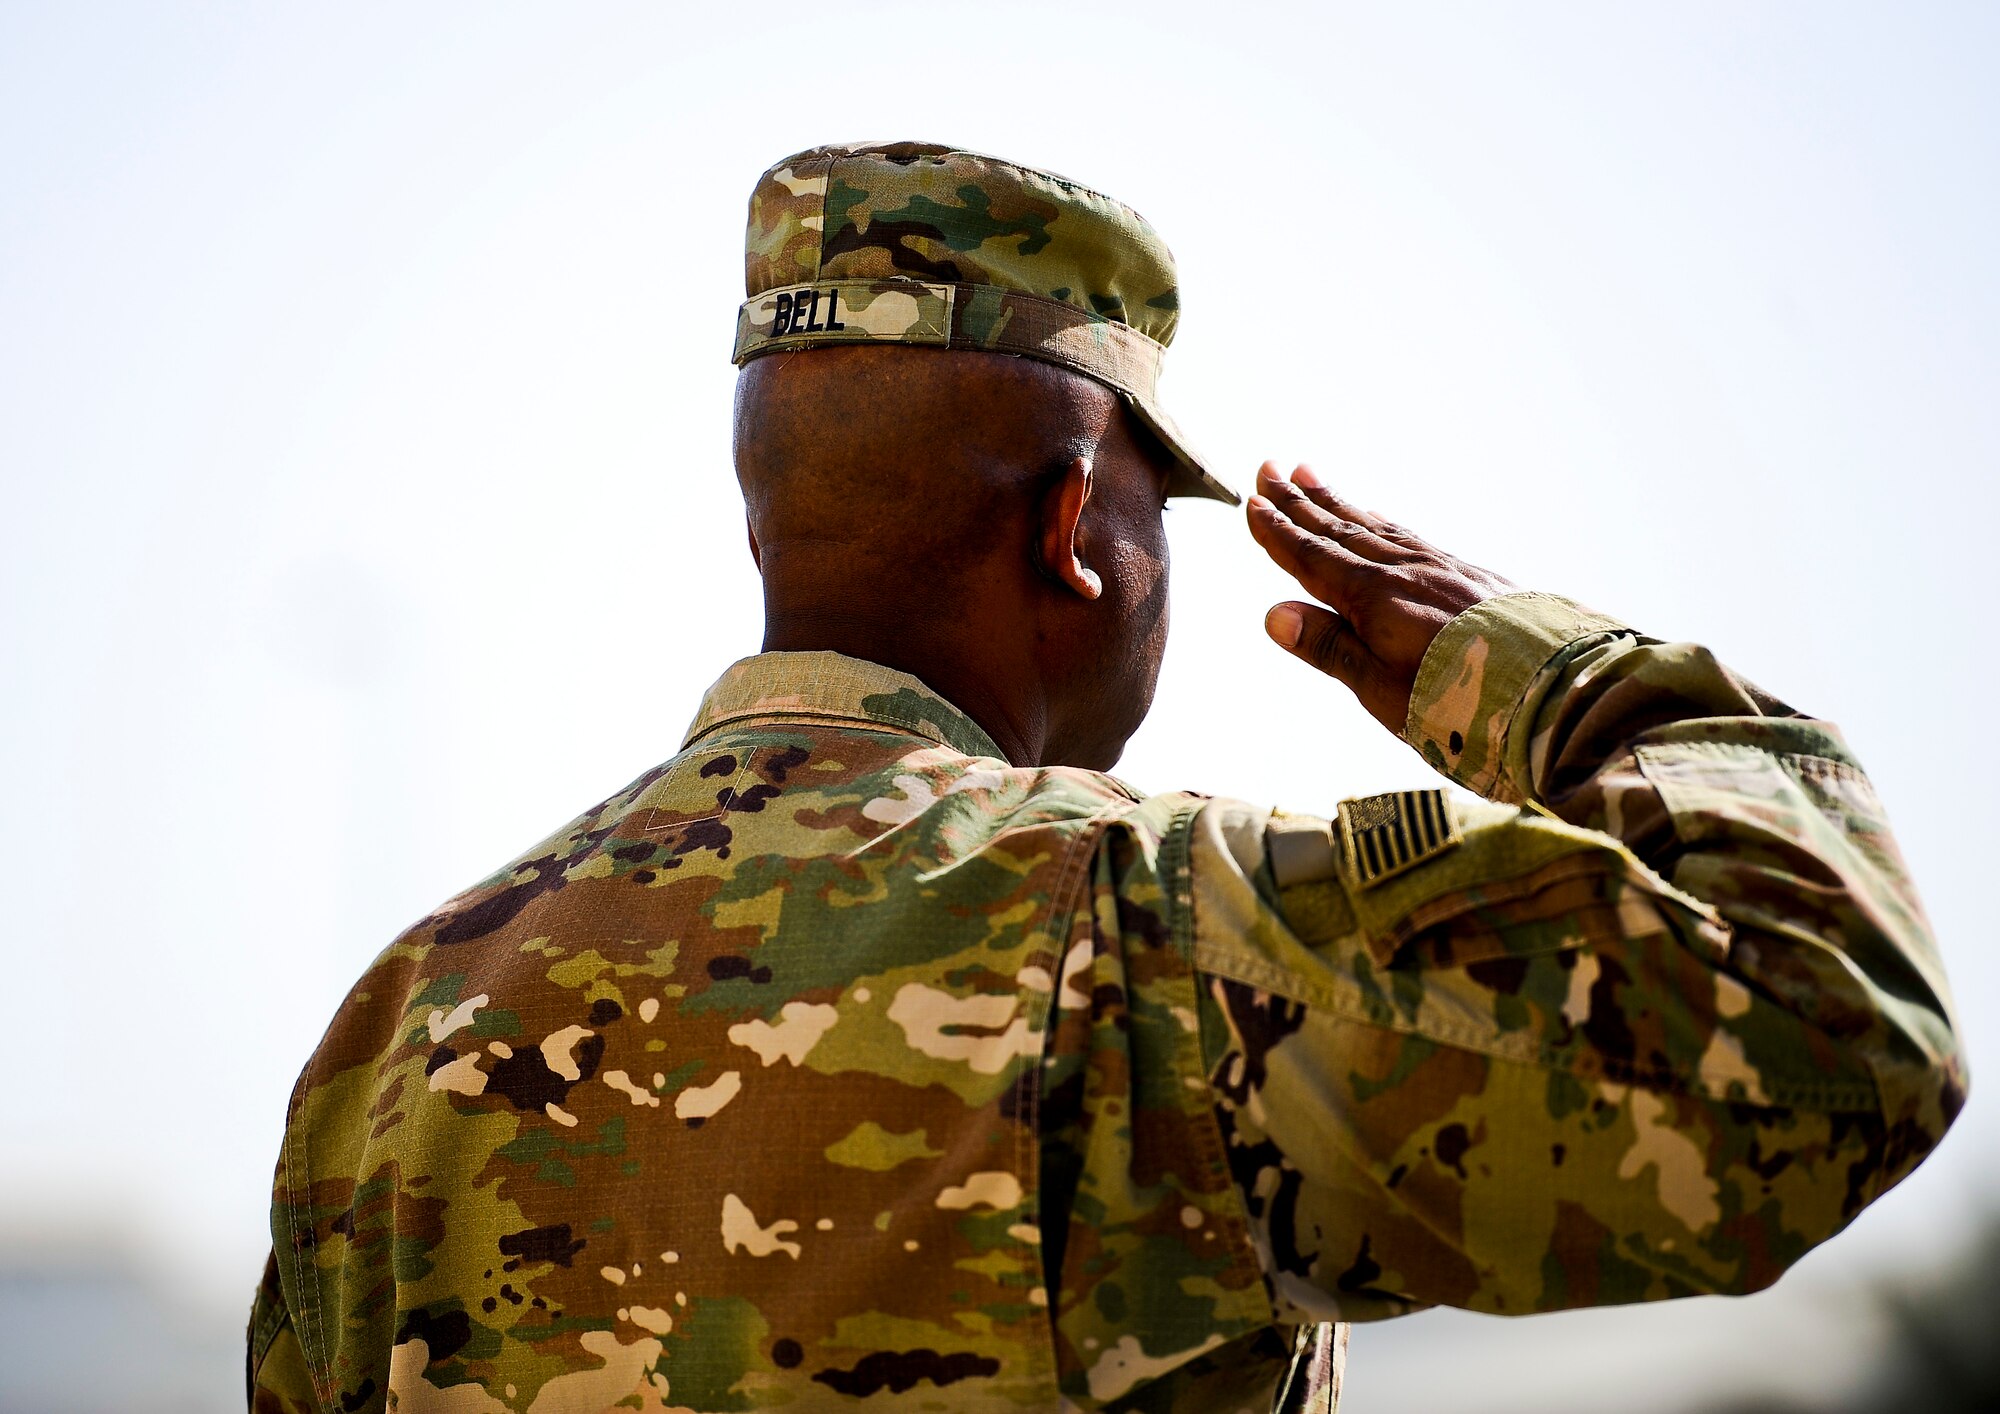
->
[1235, 473, 1966, 1316]
[1404, 593, 1965, 1157]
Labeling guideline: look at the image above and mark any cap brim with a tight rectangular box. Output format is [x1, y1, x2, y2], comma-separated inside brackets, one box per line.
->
[1121, 393, 1239, 505]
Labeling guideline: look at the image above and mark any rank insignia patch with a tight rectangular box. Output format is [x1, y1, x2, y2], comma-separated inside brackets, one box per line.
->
[1337, 788, 1461, 888]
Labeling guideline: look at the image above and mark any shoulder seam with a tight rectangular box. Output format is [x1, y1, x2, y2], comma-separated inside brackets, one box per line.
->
[278, 1063, 330, 1406]
[1170, 797, 1283, 1320]
[1014, 795, 1139, 1390]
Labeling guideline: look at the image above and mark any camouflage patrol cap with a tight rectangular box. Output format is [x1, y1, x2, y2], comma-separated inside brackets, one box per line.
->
[735, 141, 1238, 505]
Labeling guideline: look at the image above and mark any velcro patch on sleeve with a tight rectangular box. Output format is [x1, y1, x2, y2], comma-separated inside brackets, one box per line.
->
[1267, 816, 1338, 889]
[1337, 789, 1461, 888]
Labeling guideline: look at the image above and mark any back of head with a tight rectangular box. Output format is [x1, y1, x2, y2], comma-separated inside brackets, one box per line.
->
[734, 345, 1106, 609]
[731, 141, 1236, 509]
[727, 141, 1223, 768]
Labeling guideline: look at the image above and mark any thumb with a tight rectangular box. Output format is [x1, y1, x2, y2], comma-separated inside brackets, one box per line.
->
[1265, 601, 1402, 731]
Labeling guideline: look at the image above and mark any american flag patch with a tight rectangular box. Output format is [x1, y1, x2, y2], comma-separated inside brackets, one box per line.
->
[1337, 789, 1461, 888]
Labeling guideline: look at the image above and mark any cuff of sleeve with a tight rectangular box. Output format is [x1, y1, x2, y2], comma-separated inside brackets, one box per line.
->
[1402, 591, 1630, 799]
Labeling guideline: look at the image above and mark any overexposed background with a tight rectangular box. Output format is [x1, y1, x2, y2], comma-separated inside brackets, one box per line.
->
[2, 2, 1994, 1409]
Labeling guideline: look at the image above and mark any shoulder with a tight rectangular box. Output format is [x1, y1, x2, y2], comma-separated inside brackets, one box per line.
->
[851, 752, 1151, 841]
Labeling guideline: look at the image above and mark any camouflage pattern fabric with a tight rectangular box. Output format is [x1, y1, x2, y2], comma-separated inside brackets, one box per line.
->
[733, 142, 1235, 507]
[249, 594, 1964, 1411]
[1193, 592, 1963, 1321]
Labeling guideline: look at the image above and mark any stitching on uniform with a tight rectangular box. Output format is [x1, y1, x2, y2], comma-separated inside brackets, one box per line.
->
[1641, 742, 1873, 788]
[931, 145, 1147, 222]
[248, 1307, 294, 1395]
[1190, 943, 1878, 1112]
[1782, 753, 1871, 784]
[1634, 744, 1884, 853]
[681, 657, 1002, 757]
[1021, 807, 1096, 1268]
[687, 708, 969, 757]
[937, 282, 1154, 339]
[646, 661, 843, 852]
[640, 730, 766, 838]
[812, 154, 831, 284]
[303, 1082, 331, 1406]
[638, 757, 700, 837]
[281, 1081, 311, 1391]
[1021, 797, 1136, 1387]
[1363, 850, 1720, 955]
[665, 668, 1000, 840]
[1491, 623, 1634, 794]
[1174, 801, 1283, 1319]
[248, 1292, 288, 1374]
[281, 1068, 328, 1403]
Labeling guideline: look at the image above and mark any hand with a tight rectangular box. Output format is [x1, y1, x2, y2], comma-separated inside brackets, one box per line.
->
[1245, 462, 1513, 734]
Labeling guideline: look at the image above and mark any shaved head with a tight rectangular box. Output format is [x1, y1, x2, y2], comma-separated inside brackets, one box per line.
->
[736, 347, 1109, 594]
[732, 345, 1176, 769]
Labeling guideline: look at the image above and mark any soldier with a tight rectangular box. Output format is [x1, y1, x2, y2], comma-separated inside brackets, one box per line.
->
[248, 142, 1966, 1412]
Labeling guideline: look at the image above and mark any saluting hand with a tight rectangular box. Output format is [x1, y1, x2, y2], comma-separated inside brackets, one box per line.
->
[1246, 462, 1513, 734]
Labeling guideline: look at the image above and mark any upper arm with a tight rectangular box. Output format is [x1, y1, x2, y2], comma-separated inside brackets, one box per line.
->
[1187, 794, 1913, 1323]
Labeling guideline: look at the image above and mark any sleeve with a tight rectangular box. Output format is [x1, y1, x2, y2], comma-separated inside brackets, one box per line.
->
[247, 1249, 319, 1412]
[1189, 591, 1968, 1323]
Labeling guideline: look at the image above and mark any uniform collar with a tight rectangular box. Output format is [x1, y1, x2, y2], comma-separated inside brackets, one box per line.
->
[683, 651, 1007, 762]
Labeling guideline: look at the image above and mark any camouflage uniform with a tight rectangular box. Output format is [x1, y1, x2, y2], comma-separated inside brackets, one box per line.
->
[248, 144, 1964, 1409]
[248, 593, 1965, 1412]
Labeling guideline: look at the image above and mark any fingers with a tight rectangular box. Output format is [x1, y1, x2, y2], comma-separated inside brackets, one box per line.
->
[1254, 464, 1409, 564]
[1288, 465, 1423, 546]
[1245, 491, 1370, 612]
[1245, 462, 1481, 734]
[1264, 600, 1398, 724]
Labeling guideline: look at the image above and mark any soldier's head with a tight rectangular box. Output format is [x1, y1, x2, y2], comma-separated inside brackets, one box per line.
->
[729, 143, 1235, 771]
[735, 344, 1177, 770]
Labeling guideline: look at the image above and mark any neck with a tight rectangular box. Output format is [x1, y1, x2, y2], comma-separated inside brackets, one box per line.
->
[761, 603, 1048, 767]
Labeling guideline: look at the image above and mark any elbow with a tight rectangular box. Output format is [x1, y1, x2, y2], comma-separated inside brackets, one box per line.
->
[1869, 1044, 1969, 1200]
[1684, 1052, 1969, 1301]
[1770, 1049, 1971, 1284]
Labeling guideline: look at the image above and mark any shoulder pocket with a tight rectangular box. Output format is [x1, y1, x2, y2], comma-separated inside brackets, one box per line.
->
[1632, 739, 1875, 844]
[1346, 795, 1728, 970]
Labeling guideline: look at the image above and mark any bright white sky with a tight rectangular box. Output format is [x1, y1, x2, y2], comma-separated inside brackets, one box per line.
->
[3, 3, 1994, 1409]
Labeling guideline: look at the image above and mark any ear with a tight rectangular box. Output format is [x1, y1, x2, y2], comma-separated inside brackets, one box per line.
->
[746, 515, 762, 571]
[1038, 455, 1102, 601]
